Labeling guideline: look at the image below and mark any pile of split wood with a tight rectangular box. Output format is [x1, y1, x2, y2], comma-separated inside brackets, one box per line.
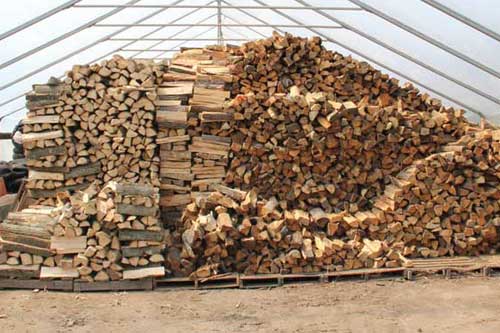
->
[167, 130, 500, 276]
[22, 56, 166, 205]
[3, 32, 500, 282]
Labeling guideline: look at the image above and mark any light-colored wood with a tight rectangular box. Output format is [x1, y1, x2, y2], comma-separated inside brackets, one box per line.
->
[40, 266, 79, 279]
[122, 266, 165, 280]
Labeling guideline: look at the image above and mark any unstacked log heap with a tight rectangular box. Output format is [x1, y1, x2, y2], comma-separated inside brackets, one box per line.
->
[97, 182, 165, 280]
[171, 129, 500, 276]
[156, 47, 234, 227]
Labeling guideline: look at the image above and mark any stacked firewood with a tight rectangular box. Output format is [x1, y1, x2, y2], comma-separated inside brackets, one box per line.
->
[166, 185, 407, 277]
[230, 32, 446, 115]
[157, 47, 234, 225]
[225, 90, 470, 212]
[0, 206, 58, 279]
[166, 129, 500, 277]
[23, 78, 99, 204]
[97, 182, 165, 279]
[23, 56, 166, 204]
[356, 130, 500, 258]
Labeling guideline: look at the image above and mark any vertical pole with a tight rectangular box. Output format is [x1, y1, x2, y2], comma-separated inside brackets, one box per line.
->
[217, 0, 223, 45]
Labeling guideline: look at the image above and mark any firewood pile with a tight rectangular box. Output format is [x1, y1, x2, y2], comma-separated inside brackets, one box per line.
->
[3, 32, 500, 282]
[224, 90, 470, 212]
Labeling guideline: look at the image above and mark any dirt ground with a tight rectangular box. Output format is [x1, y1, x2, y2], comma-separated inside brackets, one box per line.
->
[0, 276, 499, 333]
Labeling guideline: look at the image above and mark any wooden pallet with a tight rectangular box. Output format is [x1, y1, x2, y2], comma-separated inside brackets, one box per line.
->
[0, 255, 499, 292]
[74, 278, 153, 292]
[0, 279, 72, 291]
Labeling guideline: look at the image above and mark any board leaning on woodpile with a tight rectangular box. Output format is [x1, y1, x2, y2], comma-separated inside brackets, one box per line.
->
[2, 32, 500, 283]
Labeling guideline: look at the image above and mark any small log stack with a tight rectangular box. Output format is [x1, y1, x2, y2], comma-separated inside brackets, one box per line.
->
[23, 56, 166, 205]
[97, 182, 165, 279]
[23, 78, 99, 203]
[0, 206, 58, 278]
[157, 47, 234, 226]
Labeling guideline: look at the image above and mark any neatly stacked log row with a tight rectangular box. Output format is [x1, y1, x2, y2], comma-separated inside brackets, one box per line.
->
[23, 79, 99, 205]
[23, 56, 166, 205]
[0, 206, 59, 279]
[157, 47, 234, 226]
[97, 182, 165, 279]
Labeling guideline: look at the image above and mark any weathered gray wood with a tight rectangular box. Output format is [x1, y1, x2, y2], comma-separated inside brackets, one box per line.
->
[113, 183, 158, 197]
[0, 265, 40, 279]
[116, 204, 158, 217]
[74, 278, 153, 291]
[121, 246, 162, 258]
[0, 239, 54, 256]
[118, 230, 163, 242]
[0, 231, 51, 249]
[0, 279, 72, 290]
[65, 162, 101, 179]
[26, 146, 66, 160]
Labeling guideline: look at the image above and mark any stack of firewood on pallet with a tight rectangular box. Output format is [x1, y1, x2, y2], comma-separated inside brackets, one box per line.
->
[156, 47, 234, 227]
[0, 56, 167, 280]
[98, 182, 165, 279]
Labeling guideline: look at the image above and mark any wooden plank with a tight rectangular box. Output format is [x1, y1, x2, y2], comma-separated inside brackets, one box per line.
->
[0, 264, 40, 279]
[74, 278, 153, 292]
[160, 194, 192, 207]
[40, 266, 79, 279]
[118, 230, 164, 242]
[159, 183, 190, 192]
[154, 99, 182, 106]
[28, 182, 90, 198]
[110, 183, 157, 197]
[1, 232, 51, 249]
[0, 279, 72, 291]
[116, 204, 158, 217]
[123, 266, 165, 280]
[200, 111, 234, 122]
[156, 111, 188, 124]
[65, 162, 101, 179]
[0, 224, 50, 239]
[50, 236, 87, 254]
[156, 134, 190, 144]
[0, 239, 53, 256]
[21, 130, 64, 143]
[28, 170, 64, 181]
[22, 115, 60, 125]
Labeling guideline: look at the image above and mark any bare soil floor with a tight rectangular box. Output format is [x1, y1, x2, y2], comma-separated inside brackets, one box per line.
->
[0, 276, 499, 333]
